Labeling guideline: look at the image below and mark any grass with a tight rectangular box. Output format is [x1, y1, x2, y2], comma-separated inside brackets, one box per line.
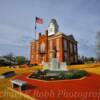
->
[0, 66, 42, 100]
[68, 63, 100, 75]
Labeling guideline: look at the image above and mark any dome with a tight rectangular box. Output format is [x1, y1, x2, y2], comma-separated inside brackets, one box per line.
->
[50, 19, 57, 24]
[49, 19, 59, 28]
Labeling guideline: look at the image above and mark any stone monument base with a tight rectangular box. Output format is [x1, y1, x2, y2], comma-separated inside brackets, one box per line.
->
[43, 58, 68, 71]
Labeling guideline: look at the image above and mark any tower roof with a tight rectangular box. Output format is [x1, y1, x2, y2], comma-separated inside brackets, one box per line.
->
[49, 18, 59, 28]
[50, 19, 57, 24]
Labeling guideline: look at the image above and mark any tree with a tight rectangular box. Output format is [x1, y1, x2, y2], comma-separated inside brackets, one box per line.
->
[3, 53, 15, 65]
[89, 57, 95, 62]
[15, 56, 26, 65]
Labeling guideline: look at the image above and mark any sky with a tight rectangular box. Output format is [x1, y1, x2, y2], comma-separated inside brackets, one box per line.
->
[0, 0, 100, 59]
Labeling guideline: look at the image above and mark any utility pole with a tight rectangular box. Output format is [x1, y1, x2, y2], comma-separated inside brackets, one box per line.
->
[96, 32, 100, 61]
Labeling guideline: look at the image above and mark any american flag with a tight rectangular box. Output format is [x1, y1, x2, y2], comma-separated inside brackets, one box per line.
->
[36, 17, 43, 24]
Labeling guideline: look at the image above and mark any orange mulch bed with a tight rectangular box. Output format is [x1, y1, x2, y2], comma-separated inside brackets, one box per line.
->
[13, 73, 100, 100]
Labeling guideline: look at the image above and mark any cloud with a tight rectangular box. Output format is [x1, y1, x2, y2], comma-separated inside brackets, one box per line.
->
[0, 23, 32, 46]
[0, 23, 32, 57]
[0, 0, 100, 58]
[0, 43, 29, 57]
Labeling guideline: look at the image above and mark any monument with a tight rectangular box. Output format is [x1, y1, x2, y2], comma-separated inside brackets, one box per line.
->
[43, 58, 68, 71]
[43, 45, 67, 71]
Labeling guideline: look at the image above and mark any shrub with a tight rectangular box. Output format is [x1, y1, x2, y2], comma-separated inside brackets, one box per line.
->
[64, 72, 74, 79]
[29, 70, 88, 80]
[59, 72, 66, 79]
[76, 70, 88, 77]
[59, 70, 88, 79]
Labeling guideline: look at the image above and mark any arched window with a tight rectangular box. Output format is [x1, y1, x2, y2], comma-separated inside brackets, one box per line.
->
[57, 52, 59, 61]
[36, 42, 38, 51]
[56, 39, 59, 50]
[70, 43, 73, 53]
[50, 40, 52, 50]
[64, 52, 67, 61]
[32, 55, 34, 59]
[74, 44, 77, 53]
[31, 45, 34, 50]
[49, 53, 52, 61]
[40, 42, 45, 53]
[36, 55, 38, 61]
[64, 39, 67, 50]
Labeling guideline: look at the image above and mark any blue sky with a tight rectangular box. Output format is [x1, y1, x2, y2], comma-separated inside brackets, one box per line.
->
[0, 0, 100, 58]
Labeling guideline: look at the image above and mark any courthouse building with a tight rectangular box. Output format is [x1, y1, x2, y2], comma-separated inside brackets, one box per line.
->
[30, 19, 78, 65]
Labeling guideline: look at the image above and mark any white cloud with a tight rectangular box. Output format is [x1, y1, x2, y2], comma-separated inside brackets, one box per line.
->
[0, 24, 32, 47]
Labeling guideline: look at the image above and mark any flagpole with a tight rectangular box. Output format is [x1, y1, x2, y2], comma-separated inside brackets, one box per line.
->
[35, 17, 36, 41]
[34, 16, 43, 64]
[35, 17, 36, 64]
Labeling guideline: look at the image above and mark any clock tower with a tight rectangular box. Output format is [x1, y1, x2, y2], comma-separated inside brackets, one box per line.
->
[48, 19, 59, 36]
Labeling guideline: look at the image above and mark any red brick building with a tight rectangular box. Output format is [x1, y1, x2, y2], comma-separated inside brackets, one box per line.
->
[30, 19, 78, 65]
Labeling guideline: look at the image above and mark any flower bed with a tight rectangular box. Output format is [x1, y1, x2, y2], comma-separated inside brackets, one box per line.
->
[29, 70, 88, 81]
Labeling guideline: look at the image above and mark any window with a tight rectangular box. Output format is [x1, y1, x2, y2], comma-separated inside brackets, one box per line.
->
[36, 55, 38, 61]
[75, 55, 77, 62]
[64, 52, 67, 61]
[36, 42, 38, 51]
[57, 52, 59, 61]
[50, 40, 52, 50]
[49, 53, 52, 61]
[64, 39, 67, 50]
[32, 55, 34, 59]
[42, 56, 44, 64]
[32, 45, 34, 50]
[56, 39, 59, 50]
[70, 43, 73, 53]
[74, 45, 77, 53]
[40, 42, 45, 53]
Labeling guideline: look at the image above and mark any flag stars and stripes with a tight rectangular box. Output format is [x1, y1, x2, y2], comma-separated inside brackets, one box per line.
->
[36, 17, 43, 24]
